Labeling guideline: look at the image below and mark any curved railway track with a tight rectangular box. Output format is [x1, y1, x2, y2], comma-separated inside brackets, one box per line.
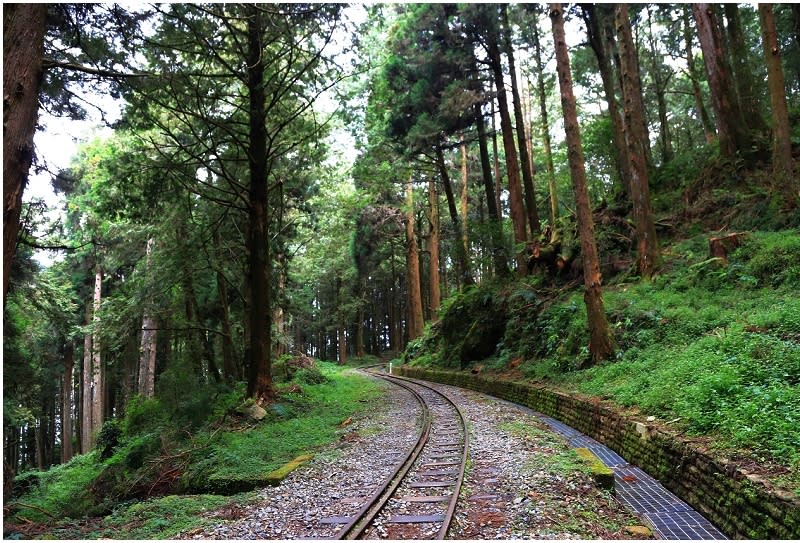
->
[335, 367, 469, 540]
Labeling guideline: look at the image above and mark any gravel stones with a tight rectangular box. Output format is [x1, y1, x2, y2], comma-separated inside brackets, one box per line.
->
[179, 372, 647, 540]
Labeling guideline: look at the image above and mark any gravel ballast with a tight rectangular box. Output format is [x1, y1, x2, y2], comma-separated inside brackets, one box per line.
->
[179, 371, 647, 540]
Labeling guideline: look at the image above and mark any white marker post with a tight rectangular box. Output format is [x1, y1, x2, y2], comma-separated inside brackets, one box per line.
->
[389, 362, 392, 375]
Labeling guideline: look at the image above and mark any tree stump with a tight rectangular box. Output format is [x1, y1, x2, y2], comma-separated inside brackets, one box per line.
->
[709, 232, 747, 263]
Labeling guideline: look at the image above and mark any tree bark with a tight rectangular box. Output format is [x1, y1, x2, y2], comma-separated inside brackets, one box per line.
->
[91, 265, 103, 442]
[459, 137, 470, 257]
[645, 6, 674, 164]
[61, 342, 74, 463]
[138, 238, 158, 397]
[3, 4, 47, 302]
[759, 3, 797, 208]
[486, 32, 529, 275]
[583, 4, 633, 200]
[81, 303, 93, 453]
[435, 146, 475, 286]
[502, 4, 540, 237]
[531, 17, 560, 237]
[245, 5, 274, 402]
[214, 231, 239, 382]
[475, 103, 510, 277]
[693, 3, 750, 159]
[684, 5, 716, 144]
[724, 3, 767, 136]
[405, 177, 424, 341]
[550, 3, 614, 365]
[428, 177, 441, 316]
[273, 250, 287, 359]
[617, 5, 661, 279]
[490, 100, 503, 220]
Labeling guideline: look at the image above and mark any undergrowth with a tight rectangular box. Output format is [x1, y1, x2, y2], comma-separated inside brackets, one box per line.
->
[414, 230, 800, 486]
[6, 361, 382, 537]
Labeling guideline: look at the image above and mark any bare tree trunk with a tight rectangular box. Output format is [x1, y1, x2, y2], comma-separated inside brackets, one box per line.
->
[724, 3, 767, 136]
[273, 250, 287, 358]
[138, 239, 157, 397]
[491, 100, 503, 219]
[583, 4, 633, 200]
[693, 3, 750, 159]
[61, 342, 74, 463]
[428, 177, 441, 316]
[245, 5, 274, 402]
[550, 3, 614, 365]
[531, 17, 560, 237]
[214, 231, 238, 381]
[3, 4, 47, 302]
[645, 6, 674, 164]
[684, 5, 716, 144]
[487, 33, 529, 275]
[617, 5, 661, 279]
[91, 265, 103, 441]
[475, 103, 510, 277]
[435, 146, 474, 286]
[81, 304, 92, 453]
[459, 137, 470, 256]
[405, 177, 424, 341]
[759, 4, 797, 208]
[502, 4, 540, 237]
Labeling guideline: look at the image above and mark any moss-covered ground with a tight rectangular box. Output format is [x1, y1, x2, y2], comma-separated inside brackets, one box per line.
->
[4, 361, 383, 539]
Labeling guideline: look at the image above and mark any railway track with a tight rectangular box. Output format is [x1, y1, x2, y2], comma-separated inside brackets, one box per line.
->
[334, 367, 469, 540]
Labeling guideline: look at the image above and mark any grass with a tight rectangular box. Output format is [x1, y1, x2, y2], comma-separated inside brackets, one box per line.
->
[415, 230, 800, 492]
[6, 362, 384, 538]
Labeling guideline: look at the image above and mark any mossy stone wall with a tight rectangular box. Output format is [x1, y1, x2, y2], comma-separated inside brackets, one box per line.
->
[398, 366, 800, 539]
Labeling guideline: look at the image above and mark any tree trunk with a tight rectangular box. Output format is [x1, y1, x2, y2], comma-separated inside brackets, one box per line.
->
[61, 342, 74, 463]
[693, 3, 750, 159]
[502, 4, 541, 237]
[81, 303, 92, 453]
[491, 100, 503, 220]
[550, 3, 614, 365]
[138, 238, 157, 397]
[91, 265, 103, 442]
[3, 4, 47, 302]
[684, 5, 716, 144]
[214, 231, 238, 382]
[617, 5, 661, 279]
[459, 137, 470, 256]
[245, 5, 274, 402]
[724, 3, 767, 136]
[428, 177, 441, 316]
[759, 4, 797, 208]
[435, 146, 475, 286]
[583, 4, 633, 200]
[487, 34, 529, 275]
[273, 250, 287, 359]
[475, 103, 510, 278]
[335, 274, 347, 364]
[405, 177, 424, 341]
[646, 6, 674, 164]
[531, 17, 560, 237]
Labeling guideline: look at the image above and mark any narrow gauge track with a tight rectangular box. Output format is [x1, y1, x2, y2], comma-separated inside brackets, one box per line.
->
[335, 367, 469, 540]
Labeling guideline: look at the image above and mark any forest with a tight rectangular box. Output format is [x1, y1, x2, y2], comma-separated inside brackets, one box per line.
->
[3, 3, 799, 538]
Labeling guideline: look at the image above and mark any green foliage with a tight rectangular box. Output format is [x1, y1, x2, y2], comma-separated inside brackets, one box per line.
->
[99, 494, 244, 539]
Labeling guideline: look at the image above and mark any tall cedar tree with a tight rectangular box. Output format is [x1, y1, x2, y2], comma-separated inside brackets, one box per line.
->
[683, 5, 716, 144]
[501, 5, 541, 237]
[405, 178, 424, 340]
[3, 4, 47, 302]
[616, 5, 661, 278]
[693, 3, 751, 159]
[550, 3, 614, 364]
[759, 3, 797, 208]
[469, 5, 529, 274]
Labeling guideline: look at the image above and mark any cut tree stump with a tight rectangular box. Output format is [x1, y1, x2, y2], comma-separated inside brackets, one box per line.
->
[709, 232, 747, 264]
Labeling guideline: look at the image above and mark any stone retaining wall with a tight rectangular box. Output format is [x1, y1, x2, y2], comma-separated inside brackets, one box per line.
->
[398, 366, 800, 539]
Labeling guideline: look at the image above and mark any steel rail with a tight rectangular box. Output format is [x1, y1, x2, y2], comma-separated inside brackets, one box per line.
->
[337, 367, 469, 540]
[336, 373, 432, 540]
